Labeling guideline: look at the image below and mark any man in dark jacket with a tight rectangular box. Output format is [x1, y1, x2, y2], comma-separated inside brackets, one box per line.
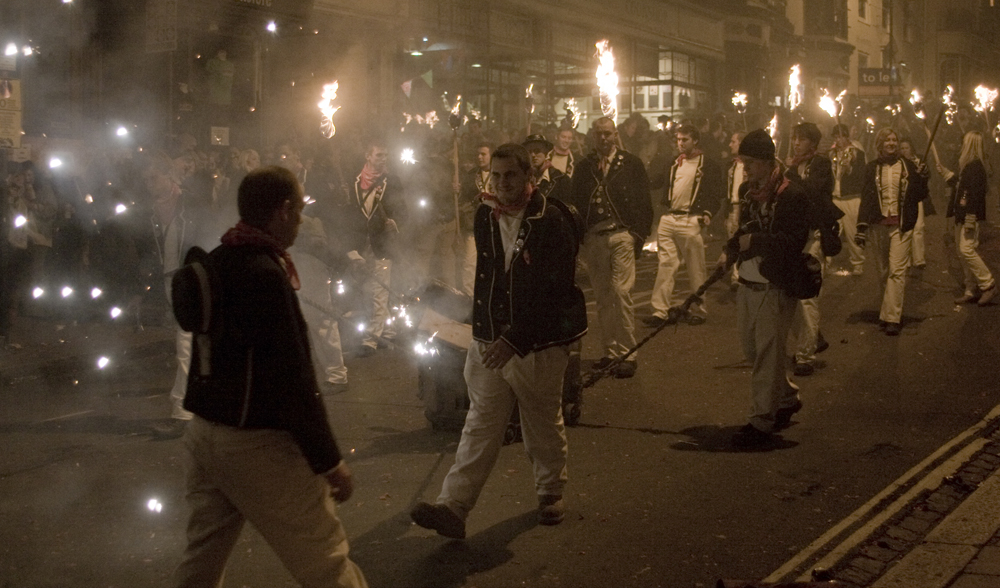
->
[646, 124, 723, 326]
[568, 117, 653, 378]
[830, 124, 868, 274]
[411, 144, 587, 539]
[174, 167, 368, 588]
[524, 134, 571, 203]
[719, 130, 810, 447]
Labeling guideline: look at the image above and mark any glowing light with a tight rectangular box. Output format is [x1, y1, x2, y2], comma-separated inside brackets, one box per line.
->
[400, 148, 417, 165]
[84, 194, 93, 203]
[335, 280, 345, 295]
[146, 498, 163, 513]
[63, 0, 72, 4]
[61, 286, 73, 298]
[410, 51, 423, 56]
[110, 306, 122, 319]
[3, 43, 15, 57]
[14, 215, 27, 228]
[767, 113, 779, 142]
[471, 63, 481, 68]
[731, 92, 748, 113]
[32, 287, 44, 299]
[356, 323, 366, 333]
[564, 98, 581, 129]
[49, 157, 63, 169]
[943, 85, 958, 125]
[818, 89, 845, 119]
[97, 356, 110, 369]
[116, 126, 128, 137]
[866, 117, 876, 133]
[413, 332, 440, 356]
[884, 103, 901, 117]
[22, 46, 32, 57]
[318, 81, 341, 139]
[595, 40, 619, 123]
[525, 83, 535, 115]
[450, 95, 462, 118]
[787, 65, 802, 111]
[418, 199, 427, 208]
[266, 21, 277, 33]
[909, 89, 926, 120]
[90, 287, 102, 299]
[974, 85, 998, 127]
[115, 203, 127, 214]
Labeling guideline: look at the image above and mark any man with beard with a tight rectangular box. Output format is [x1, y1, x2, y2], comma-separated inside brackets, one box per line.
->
[568, 117, 652, 379]
[410, 144, 586, 538]
[856, 128, 928, 336]
[523, 134, 570, 203]
[342, 141, 406, 356]
[718, 130, 810, 447]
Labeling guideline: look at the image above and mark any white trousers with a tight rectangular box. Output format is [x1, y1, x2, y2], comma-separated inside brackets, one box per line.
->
[650, 214, 707, 316]
[911, 202, 926, 266]
[437, 342, 569, 520]
[725, 203, 741, 282]
[792, 235, 824, 363]
[174, 417, 368, 588]
[835, 198, 865, 272]
[361, 258, 393, 349]
[737, 284, 799, 432]
[579, 228, 637, 359]
[955, 221, 995, 294]
[171, 329, 194, 420]
[869, 224, 912, 325]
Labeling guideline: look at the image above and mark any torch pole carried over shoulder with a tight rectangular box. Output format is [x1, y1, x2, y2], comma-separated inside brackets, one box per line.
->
[449, 96, 464, 240]
[921, 106, 946, 168]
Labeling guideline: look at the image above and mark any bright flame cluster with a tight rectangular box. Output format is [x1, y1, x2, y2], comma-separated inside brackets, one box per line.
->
[564, 98, 581, 129]
[974, 85, 998, 114]
[943, 85, 958, 125]
[318, 81, 341, 139]
[818, 89, 846, 119]
[731, 92, 747, 113]
[787, 65, 802, 111]
[767, 113, 779, 142]
[403, 111, 439, 129]
[400, 148, 417, 165]
[909, 89, 926, 120]
[595, 40, 619, 123]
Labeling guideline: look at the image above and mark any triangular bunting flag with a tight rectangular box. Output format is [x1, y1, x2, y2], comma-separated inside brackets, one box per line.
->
[420, 70, 433, 88]
[401, 79, 412, 98]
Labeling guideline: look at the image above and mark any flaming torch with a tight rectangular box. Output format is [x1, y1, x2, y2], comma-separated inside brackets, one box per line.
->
[318, 81, 341, 139]
[973, 85, 998, 129]
[909, 89, 926, 120]
[818, 88, 846, 128]
[525, 83, 535, 136]
[942, 85, 958, 125]
[732, 92, 748, 131]
[448, 94, 463, 240]
[787, 65, 802, 111]
[595, 40, 619, 124]
[563, 98, 581, 129]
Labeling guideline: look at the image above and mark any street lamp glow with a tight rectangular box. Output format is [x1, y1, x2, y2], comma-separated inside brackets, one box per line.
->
[116, 126, 128, 137]
[49, 157, 63, 169]
[266, 21, 277, 33]
[97, 356, 110, 369]
[32, 287, 44, 299]
[22, 46, 32, 57]
[4, 43, 16, 57]
[110, 306, 122, 319]
[61, 286, 73, 298]
[115, 203, 127, 214]
[146, 498, 163, 513]
[14, 215, 27, 228]
[91, 287, 102, 299]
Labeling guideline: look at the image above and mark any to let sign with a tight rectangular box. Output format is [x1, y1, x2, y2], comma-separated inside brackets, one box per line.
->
[146, 0, 178, 53]
[858, 68, 896, 97]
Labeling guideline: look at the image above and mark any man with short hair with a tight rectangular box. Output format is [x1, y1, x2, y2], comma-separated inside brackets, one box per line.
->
[342, 141, 406, 356]
[173, 166, 368, 588]
[549, 127, 577, 177]
[524, 134, 571, 203]
[719, 130, 810, 447]
[411, 144, 587, 538]
[568, 117, 652, 378]
[646, 124, 723, 326]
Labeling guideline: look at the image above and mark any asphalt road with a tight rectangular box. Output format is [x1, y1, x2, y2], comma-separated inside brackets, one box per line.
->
[1, 209, 999, 588]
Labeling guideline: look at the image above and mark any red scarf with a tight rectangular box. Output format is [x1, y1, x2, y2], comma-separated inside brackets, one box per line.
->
[221, 221, 301, 290]
[676, 149, 703, 164]
[788, 148, 817, 170]
[481, 185, 533, 220]
[358, 163, 381, 192]
[746, 164, 789, 203]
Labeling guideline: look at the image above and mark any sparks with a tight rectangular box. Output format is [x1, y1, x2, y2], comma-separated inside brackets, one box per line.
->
[909, 89, 926, 120]
[114, 203, 127, 214]
[13, 214, 26, 228]
[61, 286, 73, 298]
[595, 40, 619, 123]
[973, 85, 998, 125]
[731, 92, 748, 113]
[413, 332, 439, 357]
[400, 148, 417, 165]
[318, 81, 341, 139]
[110, 306, 122, 319]
[97, 356, 110, 369]
[90, 287, 102, 299]
[564, 98, 581, 129]
[787, 65, 802, 111]
[943, 85, 958, 125]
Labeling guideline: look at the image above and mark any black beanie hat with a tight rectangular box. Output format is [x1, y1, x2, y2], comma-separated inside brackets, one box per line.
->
[738, 129, 776, 160]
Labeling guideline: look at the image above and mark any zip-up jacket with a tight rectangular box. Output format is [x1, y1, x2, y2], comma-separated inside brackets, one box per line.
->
[183, 243, 342, 475]
[471, 190, 587, 356]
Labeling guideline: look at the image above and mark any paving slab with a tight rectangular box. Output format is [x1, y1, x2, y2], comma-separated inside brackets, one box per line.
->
[924, 473, 1000, 546]
[869, 543, 976, 588]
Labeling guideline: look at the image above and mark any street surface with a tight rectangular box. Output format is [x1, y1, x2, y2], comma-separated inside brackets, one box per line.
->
[1, 208, 999, 588]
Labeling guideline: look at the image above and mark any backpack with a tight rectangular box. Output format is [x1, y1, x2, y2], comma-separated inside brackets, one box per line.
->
[171, 246, 221, 376]
[783, 253, 823, 300]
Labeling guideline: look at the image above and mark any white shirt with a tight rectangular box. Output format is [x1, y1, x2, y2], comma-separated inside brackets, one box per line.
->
[670, 156, 699, 211]
[550, 152, 570, 174]
[730, 160, 744, 204]
[499, 211, 525, 271]
[878, 161, 903, 217]
[738, 256, 767, 283]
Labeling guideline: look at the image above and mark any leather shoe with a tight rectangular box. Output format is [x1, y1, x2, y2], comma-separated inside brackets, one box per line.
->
[684, 314, 706, 326]
[978, 284, 997, 306]
[538, 495, 564, 525]
[793, 362, 815, 377]
[612, 360, 637, 379]
[774, 399, 803, 430]
[732, 424, 773, 448]
[955, 291, 980, 304]
[641, 315, 674, 328]
[150, 419, 188, 440]
[885, 322, 901, 336]
[815, 332, 829, 354]
[410, 502, 466, 539]
[592, 357, 615, 371]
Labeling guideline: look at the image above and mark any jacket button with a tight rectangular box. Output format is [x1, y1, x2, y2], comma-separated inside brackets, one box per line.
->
[475, 322, 481, 326]
[479, 273, 485, 278]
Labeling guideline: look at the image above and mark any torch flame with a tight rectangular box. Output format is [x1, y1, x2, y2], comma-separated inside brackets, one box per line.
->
[818, 89, 839, 119]
[974, 85, 998, 114]
[400, 148, 417, 165]
[595, 40, 619, 123]
[450, 95, 463, 117]
[525, 84, 535, 115]
[767, 113, 779, 142]
[318, 81, 341, 139]
[564, 98, 581, 129]
[943, 85, 958, 125]
[731, 92, 747, 113]
[909, 89, 926, 120]
[787, 65, 802, 111]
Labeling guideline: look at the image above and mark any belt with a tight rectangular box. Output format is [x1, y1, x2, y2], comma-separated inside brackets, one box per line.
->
[667, 210, 691, 215]
[738, 277, 771, 291]
[589, 220, 621, 235]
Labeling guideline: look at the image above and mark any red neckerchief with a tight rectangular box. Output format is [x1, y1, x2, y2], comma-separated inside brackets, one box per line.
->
[481, 185, 533, 220]
[221, 221, 301, 290]
[746, 164, 788, 203]
[676, 149, 703, 164]
[789, 148, 817, 170]
[359, 163, 381, 192]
